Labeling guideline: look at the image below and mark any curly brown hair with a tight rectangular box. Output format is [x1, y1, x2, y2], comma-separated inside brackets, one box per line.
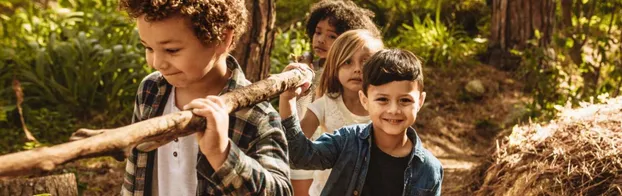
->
[305, 0, 380, 42]
[119, 0, 248, 47]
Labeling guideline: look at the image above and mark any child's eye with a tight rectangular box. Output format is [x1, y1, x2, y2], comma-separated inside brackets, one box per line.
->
[361, 56, 371, 64]
[329, 34, 338, 39]
[144, 47, 153, 53]
[344, 59, 352, 65]
[400, 98, 413, 103]
[375, 97, 389, 103]
[166, 48, 181, 54]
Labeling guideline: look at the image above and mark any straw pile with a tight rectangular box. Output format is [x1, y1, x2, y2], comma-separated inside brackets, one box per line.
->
[476, 97, 622, 196]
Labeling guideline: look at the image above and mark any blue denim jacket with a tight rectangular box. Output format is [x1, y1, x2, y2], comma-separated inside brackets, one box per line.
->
[282, 115, 443, 196]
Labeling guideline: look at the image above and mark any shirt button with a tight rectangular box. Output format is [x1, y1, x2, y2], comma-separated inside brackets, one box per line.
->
[174, 138, 179, 142]
[353, 190, 358, 195]
[173, 151, 178, 157]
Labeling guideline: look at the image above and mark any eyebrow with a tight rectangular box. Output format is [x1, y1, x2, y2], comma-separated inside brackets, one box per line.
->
[140, 39, 182, 45]
[375, 93, 413, 97]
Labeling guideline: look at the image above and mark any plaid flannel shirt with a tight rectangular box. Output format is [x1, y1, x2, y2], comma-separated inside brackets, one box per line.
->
[121, 56, 292, 196]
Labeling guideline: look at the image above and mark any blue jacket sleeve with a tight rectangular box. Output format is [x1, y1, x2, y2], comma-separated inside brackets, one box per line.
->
[281, 115, 346, 170]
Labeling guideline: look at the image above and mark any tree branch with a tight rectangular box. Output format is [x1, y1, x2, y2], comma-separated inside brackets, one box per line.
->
[0, 67, 314, 178]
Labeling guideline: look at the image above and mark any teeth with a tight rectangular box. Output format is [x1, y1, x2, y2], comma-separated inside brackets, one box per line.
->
[387, 119, 400, 123]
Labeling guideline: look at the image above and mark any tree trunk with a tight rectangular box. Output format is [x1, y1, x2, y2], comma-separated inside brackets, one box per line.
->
[232, 0, 276, 82]
[0, 173, 77, 196]
[488, 0, 555, 70]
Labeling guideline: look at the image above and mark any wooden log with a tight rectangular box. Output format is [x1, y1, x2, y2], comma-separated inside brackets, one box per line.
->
[0, 67, 314, 178]
[0, 173, 77, 196]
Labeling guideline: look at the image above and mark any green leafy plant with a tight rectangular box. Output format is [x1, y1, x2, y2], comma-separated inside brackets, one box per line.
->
[270, 22, 311, 74]
[513, 0, 621, 121]
[388, 0, 485, 67]
[0, 0, 149, 153]
[1, 0, 148, 126]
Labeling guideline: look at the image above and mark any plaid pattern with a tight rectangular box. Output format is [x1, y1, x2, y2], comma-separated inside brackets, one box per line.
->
[122, 56, 292, 196]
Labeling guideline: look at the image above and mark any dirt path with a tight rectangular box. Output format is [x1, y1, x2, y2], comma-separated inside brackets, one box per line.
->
[413, 64, 527, 195]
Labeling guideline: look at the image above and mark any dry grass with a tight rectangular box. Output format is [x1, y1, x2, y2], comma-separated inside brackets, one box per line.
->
[475, 97, 622, 196]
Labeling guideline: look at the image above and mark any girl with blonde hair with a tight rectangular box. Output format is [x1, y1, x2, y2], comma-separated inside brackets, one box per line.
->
[279, 29, 384, 195]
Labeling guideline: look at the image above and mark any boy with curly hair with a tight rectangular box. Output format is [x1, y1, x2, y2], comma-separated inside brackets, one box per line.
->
[118, 0, 292, 195]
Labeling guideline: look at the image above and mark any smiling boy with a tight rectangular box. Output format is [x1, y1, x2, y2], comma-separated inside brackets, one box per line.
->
[119, 0, 291, 195]
[281, 49, 443, 196]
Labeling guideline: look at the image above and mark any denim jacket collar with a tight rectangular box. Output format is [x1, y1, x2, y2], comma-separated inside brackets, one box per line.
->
[358, 124, 426, 163]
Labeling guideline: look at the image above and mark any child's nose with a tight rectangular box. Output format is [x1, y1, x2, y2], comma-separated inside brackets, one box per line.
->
[317, 35, 326, 44]
[387, 102, 400, 114]
[354, 63, 362, 73]
[152, 53, 170, 70]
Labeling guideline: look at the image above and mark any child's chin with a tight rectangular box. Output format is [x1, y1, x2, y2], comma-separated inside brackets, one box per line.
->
[380, 127, 407, 135]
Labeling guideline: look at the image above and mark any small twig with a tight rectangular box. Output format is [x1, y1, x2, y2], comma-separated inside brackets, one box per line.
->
[12, 78, 37, 143]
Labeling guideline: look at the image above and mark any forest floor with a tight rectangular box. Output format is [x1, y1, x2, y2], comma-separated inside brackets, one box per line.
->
[56, 63, 529, 195]
[415, 63, 528, 195]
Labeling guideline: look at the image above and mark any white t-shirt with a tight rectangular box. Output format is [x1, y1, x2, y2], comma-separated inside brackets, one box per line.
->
[306, 95, 370, 196]
[152, 87, 199, 196]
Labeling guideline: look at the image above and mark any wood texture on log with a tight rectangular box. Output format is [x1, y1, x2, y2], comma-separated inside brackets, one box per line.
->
[0, 68, 313, 178]
[0, 173, 77, 196]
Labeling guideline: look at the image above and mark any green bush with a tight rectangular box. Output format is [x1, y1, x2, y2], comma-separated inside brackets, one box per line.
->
[275, 0, 313, 28]
[512, 1, 622, 121]
[0, 0, 149, 152]
[388, 0, 485, 67]
[270, 22, 311, 74]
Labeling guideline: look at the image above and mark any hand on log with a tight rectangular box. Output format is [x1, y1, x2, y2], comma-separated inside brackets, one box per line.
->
[0, 65, 314, 177]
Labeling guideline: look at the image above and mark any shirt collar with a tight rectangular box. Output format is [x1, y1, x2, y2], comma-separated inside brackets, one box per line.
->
[219, 55, 250, 95]
[360, 124, 426, 163]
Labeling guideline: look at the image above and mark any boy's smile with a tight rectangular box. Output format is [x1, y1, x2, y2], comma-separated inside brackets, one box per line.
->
[359, 80, 426, 136]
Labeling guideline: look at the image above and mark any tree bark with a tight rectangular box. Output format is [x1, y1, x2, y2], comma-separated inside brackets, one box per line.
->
[0, 173, 77, 196]
[488, 0, 555, 70]
[231, 0, 276, 82]
[0, 68, 313, 178]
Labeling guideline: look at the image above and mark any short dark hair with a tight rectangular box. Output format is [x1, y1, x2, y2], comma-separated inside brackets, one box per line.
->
[118, 0, 247, 47]
[305, 0, 380, 42]
[362, 49, 424, 95]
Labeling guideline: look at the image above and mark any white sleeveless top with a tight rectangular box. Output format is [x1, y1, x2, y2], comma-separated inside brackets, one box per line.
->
[307, 95, 370, 196]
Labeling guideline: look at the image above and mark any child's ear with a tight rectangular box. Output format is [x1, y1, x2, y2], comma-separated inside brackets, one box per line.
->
[417, 91, 426, 112]
[358, 90, 369, 111]
[219, 29, 235, 52]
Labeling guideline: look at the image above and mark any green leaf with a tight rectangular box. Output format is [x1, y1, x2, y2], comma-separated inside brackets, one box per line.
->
[565, 38, 574, 48]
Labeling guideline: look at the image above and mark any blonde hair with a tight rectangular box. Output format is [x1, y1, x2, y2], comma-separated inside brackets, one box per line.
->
[316, 29, 384, 98]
